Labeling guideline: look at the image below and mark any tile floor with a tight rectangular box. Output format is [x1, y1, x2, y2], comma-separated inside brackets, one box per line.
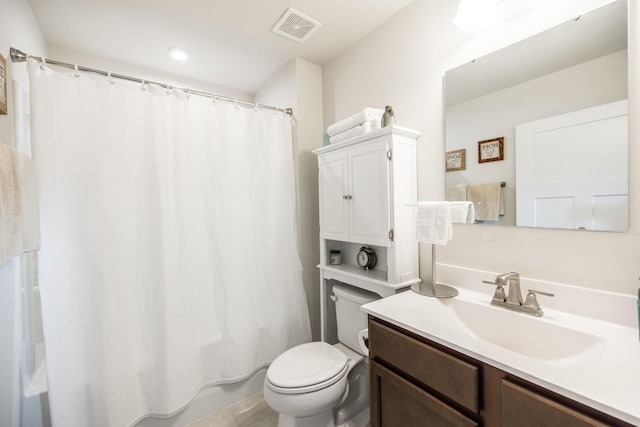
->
[186, 392, 278, 427]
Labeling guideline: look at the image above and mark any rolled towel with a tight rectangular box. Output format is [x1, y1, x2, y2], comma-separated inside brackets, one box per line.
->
[329, 121, 380, 144]
[327, 108, 384, 136]
[415, 201, 452, 245]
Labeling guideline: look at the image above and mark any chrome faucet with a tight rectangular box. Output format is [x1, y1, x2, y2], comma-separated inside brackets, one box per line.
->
[483, 272, 554, 317]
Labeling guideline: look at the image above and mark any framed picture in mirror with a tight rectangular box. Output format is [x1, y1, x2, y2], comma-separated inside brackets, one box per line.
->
[478, 137, 503, 163]
[446, 149, 466, 172]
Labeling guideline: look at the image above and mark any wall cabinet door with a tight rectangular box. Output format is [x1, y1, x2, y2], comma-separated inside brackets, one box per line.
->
[318, 150, 350, 241]
[318, 140, 390, 246]
[348, 141, 390, 246]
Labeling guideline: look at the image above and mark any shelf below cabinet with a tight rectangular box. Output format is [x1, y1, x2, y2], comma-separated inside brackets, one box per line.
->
[318, 263, 418, 297]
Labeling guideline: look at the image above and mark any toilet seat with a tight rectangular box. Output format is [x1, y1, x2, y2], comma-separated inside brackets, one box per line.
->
[266, 342, 349, 395]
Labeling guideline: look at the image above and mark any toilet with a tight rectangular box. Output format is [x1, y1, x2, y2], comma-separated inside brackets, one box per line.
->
[264, 284, 379, 427]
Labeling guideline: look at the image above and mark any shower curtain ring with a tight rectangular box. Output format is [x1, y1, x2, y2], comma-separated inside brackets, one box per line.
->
[254, 102, 258, 112]
[186, 89, 191, 100]
[39, 57, 46, 70]
[141, 79, 147, 91]
[107, 71, 115, 84]
[74, 64, 80, 78]
[211, 93, 216, 104]
[234, 98, 238, 109]
[166, 85, 172, 95]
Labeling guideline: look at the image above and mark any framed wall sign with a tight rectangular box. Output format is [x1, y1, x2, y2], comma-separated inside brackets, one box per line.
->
[0, 53, 6, 115]
[478, 137, 504, 163]
[446, 149, 466, 172]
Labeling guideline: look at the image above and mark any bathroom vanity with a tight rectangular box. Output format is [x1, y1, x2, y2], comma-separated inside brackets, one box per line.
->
[363, 265, 640, 426]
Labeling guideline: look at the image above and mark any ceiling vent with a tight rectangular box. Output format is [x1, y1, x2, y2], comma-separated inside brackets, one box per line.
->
[272, 8, 323, 43]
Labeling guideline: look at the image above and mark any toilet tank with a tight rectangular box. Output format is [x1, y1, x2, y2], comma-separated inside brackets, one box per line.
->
[332, 284, 380, 354]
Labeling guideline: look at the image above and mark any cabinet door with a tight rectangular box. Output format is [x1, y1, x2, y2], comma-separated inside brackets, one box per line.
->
[501, 380, 609, 427]
[370, 360, 478, 427]
[349, 141, 391, 246]
[318, 150, 349, 241]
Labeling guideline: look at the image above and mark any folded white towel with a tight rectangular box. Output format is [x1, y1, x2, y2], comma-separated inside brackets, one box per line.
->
[329, 121, 380, 144]
[415, 201, 452, 245]
[450, 201, 475, 224]
[467, 182, 502, 221]
[327, 108, 384, 136]
[0, 144, 41, 266]
[445, 184, 467, 201]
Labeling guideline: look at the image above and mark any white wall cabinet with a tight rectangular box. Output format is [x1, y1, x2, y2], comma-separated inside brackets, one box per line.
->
[318, 139, 391, 246]
[313, 126, 420, 341]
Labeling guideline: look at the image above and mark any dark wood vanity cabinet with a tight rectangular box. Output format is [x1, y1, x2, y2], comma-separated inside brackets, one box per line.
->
[368, 316, 633, 427]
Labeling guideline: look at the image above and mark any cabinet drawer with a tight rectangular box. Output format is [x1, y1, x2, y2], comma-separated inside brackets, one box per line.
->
[371, 360, 478, 427]
[502, 380, 609, 427]
[369, 318, 479, 413]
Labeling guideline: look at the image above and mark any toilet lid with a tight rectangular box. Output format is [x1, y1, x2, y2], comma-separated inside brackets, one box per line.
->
[267, 342, 348, 390]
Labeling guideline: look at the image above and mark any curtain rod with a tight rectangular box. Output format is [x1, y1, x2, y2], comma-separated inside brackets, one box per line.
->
[10, 47, 293, 116]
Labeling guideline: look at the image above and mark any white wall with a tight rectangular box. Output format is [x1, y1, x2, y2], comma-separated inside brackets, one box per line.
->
[256, 58, 323, 340]
[0, 0, 47, 425]
[322, 0, 640, 295]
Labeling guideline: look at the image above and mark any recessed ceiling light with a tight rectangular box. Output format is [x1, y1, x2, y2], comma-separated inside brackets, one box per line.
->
[169, 48, 190, 61]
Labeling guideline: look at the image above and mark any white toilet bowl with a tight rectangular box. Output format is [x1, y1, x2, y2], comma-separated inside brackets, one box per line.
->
[263, 342, 365, 427]
[264, 284, 378, 427]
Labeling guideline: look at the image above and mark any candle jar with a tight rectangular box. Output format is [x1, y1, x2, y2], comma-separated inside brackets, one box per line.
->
[329, 250, 342, 265]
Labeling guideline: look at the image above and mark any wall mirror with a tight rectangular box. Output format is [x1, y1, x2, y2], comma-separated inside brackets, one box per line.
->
[444, 0, 628, 231]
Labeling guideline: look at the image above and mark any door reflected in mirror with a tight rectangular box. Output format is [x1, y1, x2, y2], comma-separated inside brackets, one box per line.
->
[444, 0, 628, 232]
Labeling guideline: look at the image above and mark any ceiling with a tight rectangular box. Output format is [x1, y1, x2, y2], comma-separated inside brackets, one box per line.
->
[27, 0, 415, 94]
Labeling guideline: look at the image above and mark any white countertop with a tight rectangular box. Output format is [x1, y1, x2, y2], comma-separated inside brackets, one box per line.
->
[361, 264, 640, 425]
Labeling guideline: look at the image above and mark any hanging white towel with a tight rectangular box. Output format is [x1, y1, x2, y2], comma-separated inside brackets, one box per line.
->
[415, 201, 453, 245]
[329, 121, 380, 144]
[445, 184, 467, 201]
[327, 107, 385, 136]
[0, 144, 24, 265]
[0, 144, 41, 266]
[450, 201, 475, 224]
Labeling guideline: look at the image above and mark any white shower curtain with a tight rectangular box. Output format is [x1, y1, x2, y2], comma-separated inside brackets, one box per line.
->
[28, 62, 311, 426]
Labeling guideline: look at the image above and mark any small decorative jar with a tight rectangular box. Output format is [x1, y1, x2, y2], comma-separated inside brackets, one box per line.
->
[329, 250, 342, 265]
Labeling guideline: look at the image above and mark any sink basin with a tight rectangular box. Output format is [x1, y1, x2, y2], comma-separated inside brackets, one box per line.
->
[449, 298, 606, 363]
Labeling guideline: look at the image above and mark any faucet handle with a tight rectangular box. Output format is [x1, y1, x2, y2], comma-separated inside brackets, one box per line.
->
[483, 280, 507, 302]
[528, 289, 554, 298]
[523, 289, 555, 316]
